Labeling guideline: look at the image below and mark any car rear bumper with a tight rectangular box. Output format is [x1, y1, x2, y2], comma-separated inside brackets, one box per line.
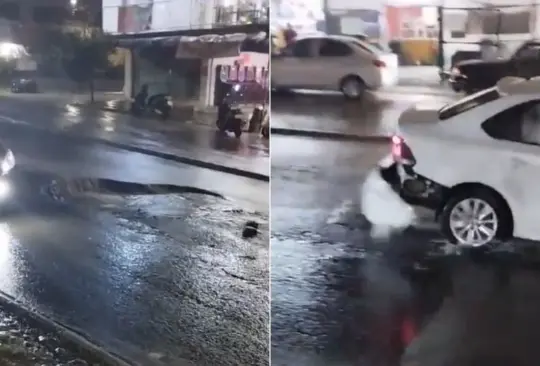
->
[378, 159, 448, 211]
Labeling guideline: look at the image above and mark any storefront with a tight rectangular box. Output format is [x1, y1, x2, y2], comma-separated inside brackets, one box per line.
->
[117, 26, 268, 107]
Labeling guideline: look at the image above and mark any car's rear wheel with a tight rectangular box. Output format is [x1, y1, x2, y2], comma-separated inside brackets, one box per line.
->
[439, 189, 511, 248]
[340, 76, 365, 100]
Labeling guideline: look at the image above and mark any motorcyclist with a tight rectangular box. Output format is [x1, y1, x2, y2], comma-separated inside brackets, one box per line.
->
[134, 84, 149, 107]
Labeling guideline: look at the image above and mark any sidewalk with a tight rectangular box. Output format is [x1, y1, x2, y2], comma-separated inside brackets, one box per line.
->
[0, 93, 270, 181]
[76, 99, 260, 131]
[398, 66, 443, 88]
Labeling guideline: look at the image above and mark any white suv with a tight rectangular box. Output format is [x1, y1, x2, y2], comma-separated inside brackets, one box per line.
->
[272, 34, 398, 99]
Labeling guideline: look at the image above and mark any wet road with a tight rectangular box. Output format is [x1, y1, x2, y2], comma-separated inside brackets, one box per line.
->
[271, 92, 540, 366]
[0, 95, 270, 179]
[271, 89, 454, 137]
[0, 120, 269, 365]
[271, 132, 445, 366]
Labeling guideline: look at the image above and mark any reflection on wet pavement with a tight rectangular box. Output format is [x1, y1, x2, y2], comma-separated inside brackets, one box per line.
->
[271, 135, 449, 365]
[272, 123, 540, 366]
[0, 97, 269, 178]
[0, 164, 269, 365]
[0, 122, 267, 211]
[0, 114, 270, 365]
[272, 91, 453, 137]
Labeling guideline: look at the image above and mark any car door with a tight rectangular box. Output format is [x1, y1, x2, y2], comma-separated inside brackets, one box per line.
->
[271, 38, 320, 88]
[313, 38, 356, 89]
[481, 99, 540, 241]
[513, 43, 540, 79]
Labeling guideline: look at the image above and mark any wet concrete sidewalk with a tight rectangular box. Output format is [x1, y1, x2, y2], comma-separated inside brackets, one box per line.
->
[77, 99, 259, 131]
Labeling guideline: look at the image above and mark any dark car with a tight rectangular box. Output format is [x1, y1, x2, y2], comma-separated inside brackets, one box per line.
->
[11, 78, 38, 93]
[450, 41, 540, 94]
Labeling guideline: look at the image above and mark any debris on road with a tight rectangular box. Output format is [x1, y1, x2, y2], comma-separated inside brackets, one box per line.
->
[243, 220, 260, 238]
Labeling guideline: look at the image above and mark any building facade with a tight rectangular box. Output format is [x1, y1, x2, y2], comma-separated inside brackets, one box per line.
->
[103, 0, 269, 106]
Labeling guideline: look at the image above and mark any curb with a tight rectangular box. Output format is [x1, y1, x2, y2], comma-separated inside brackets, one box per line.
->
[91, 137, 269, 182]
[0, 289, 133, 366]
[270, 127, 391, 142]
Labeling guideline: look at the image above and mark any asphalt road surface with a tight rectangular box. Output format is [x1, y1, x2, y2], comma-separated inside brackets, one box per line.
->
[0, 103, 269, 366]
[271, 91, 540, 366]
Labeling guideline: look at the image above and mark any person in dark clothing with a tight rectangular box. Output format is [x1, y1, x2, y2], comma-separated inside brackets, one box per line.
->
[283, 23, 297, 48]
[134, 84, 149, 107]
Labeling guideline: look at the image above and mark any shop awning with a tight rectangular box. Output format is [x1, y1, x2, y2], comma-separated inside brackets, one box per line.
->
[116, 31, 268, 58]
[175, 31, 268, 58]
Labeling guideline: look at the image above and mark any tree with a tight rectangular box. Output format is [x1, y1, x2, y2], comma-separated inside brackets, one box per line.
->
[59, 28, 113, 102]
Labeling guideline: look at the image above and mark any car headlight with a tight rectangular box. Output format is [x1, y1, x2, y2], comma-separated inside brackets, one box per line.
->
[2, 149, 15, 174]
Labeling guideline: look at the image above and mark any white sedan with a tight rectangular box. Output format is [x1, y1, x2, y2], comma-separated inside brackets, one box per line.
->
[272, 34, 398, 99]
[363, 76, 540, 248]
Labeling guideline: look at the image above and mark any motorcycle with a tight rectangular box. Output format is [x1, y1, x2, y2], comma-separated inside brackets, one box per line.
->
[216, 84, 247, 137]
[216, 103, 245, 137]
[131, 93, 173, 120]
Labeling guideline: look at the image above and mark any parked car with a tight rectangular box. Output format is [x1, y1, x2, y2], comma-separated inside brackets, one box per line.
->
[11, 77, 38, 93]
[449, 40, 540, 94]
[364, 76, 540, 248]
[272, 34, 398, 99]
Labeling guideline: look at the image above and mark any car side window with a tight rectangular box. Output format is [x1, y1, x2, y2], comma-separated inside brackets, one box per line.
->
[515, 44, 540, 59]
[291, 39, 316, 58]
[318, 39, 352, 57]
[482, 100, 540, 145]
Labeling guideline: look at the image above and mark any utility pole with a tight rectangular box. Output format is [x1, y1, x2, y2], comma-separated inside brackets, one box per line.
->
[437, 5, 444, 72]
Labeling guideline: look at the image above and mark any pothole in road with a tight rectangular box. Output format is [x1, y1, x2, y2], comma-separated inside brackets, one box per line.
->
[44, 177, 224, 203]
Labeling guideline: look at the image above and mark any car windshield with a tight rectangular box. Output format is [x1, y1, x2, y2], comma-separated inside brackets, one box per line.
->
[439, 87, 501, 120]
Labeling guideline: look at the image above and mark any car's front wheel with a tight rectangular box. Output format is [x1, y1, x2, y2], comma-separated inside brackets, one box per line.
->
[439, 189, 511, 248]
[340, 76, 365, 100]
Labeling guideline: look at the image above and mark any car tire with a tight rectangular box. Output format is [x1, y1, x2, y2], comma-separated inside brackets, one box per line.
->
[340, 76, 365, 100]
[439, 188, 511, 249]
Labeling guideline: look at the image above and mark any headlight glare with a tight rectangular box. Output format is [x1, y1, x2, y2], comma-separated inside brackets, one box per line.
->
[2, 149, 15, 174]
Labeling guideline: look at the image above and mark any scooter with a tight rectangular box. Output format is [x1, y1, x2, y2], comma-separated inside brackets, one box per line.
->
[216, 103, 245, 137]
[131, 93, 172, 120]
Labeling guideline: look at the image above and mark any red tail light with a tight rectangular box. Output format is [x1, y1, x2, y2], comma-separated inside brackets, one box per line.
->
[400, 316, 418, 347]
[391, 135, 415, 165]
[373, 59, 386, 68]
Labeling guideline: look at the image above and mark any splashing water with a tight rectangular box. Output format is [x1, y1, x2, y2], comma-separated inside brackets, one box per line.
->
[360, 165, 416, 240]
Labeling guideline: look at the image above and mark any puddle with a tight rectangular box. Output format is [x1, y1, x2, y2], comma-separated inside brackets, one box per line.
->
[44, 177, 224, 203]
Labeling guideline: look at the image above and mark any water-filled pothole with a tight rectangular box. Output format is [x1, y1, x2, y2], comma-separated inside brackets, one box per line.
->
[45, 177, 224, 203]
